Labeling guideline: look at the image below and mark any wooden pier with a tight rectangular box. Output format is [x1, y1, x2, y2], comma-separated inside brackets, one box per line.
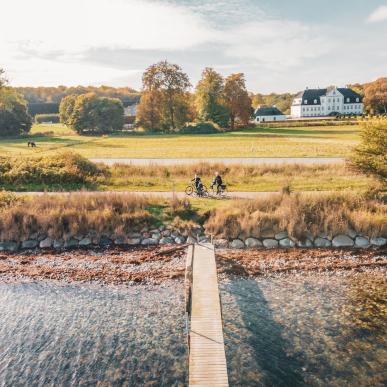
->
[186, 243, 229, 387]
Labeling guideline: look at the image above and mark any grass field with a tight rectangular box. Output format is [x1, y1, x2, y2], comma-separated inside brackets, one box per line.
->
[0, 123, 360, 158]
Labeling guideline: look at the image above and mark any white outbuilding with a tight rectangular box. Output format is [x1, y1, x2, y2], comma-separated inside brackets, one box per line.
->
[254, 106, 286, 123]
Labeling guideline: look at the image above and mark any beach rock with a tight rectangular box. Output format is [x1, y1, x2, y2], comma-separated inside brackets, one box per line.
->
[151, 232, 161, 240]
[263, 239, 278, 248]
[275, 231, 288, 240]
[128, 232, 142, 239]
[99, 236, 112, 247]
[355, 236, 369, 248]
[162, 230, 171, 237]
[230, 239, 245, 249]
[64, 238, 79, 248]
[279, 238, 295, 248]
[21, 240, 38, 249]
[332, 234, 354, 247]
[186, 236, 197, 244]
[38, 234, 47, 242]
[141, 238, 158, 246]
[114, 236, 126, 245]
[213, 239, 229, 248]
[174, 236, 186, 244]
[53, 239, 64, 249]
[39, 237, 53, 249]
[73, 234, 84, 241]
[199, 236, 210, 243]
[370, 237, 387, 246]
[0, 241, 19, 252]
[127, 238, 141, 245]
[314, 237, 331, 247]
[158, 225, 166, 231]
[79, 237, 92, 247]
[159, 237, 174, 245]
[245, 237, 262, 248]
[297, 239, 313, 248]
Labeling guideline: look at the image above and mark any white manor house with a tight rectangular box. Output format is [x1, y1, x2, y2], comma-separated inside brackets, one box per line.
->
[291, 86, 363, 118]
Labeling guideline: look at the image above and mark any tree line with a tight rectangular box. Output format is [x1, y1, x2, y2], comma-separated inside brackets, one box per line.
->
[137, 61, 252, 131]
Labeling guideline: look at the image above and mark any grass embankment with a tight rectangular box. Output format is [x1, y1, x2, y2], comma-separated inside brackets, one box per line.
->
[205, 192, 387, 240]
[0, 191, 385, 241]
[0, 123, 359, 158]
[0, 153, 371, 192]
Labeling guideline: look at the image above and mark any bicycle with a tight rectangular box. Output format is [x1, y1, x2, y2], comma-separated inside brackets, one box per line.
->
[185, 183, 208, 197]
[210, 184, 228, 198]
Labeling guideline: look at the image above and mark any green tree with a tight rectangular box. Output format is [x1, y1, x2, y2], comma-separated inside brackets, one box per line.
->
[142, 60, 191, 130]
[195, 67, 229, 127]
[224, 73, 252, 129]
[0, 88, 32, 136]
[59, 94, 77, 125]
[350, 119, 387, 184]
[69, 93, 124, 134]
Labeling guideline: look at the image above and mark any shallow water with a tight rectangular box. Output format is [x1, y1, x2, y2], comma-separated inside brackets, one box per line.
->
[0, 281, 187, 386]
[220, 272, 387, 387]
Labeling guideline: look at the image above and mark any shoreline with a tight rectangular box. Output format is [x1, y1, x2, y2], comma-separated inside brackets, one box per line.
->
[1, 246, 386, 286]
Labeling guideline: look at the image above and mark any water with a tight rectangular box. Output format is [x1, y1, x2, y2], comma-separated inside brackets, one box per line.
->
[0, 281, 187, 386]
[220, 272, 387, 386]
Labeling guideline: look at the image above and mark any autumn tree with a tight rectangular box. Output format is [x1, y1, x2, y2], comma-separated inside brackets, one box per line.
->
[141, 60, 191, 130]
[195, 67, 229, 127]
[136, 90, 162, 130]
[364, 78, 387, 114]
[350, 119, 387, 185]
[224, 73, 252, 129]
[59, 94, 77, 125]
[68, 93, 124, 134]
[0, 88, 32, 137]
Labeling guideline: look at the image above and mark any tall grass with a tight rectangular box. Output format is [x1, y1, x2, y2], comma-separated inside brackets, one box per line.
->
[204, 192, 387, 239]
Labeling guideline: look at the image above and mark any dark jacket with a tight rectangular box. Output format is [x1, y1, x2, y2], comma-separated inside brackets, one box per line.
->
[212, 175, 223, 187]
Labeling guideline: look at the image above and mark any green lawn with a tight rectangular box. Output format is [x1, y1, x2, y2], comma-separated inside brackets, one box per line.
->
[0, 123, 360, 158]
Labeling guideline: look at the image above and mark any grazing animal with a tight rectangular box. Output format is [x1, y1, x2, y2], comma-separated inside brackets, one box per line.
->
[27, 141, 37, 148]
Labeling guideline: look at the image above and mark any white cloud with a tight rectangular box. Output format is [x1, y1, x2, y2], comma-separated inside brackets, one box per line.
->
[367, 5, 387, 22]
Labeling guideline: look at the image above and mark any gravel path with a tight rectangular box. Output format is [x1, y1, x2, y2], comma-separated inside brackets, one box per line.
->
[90, 157, 345, 166]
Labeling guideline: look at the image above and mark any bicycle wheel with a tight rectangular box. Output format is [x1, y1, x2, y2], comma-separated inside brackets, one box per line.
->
[185, 185, 194, 196]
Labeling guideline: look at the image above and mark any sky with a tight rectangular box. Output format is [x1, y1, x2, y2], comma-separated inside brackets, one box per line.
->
[1, 0, 386, 93]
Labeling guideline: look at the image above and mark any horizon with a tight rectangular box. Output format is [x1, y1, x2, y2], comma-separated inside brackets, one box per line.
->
[1, 0, 387, 93]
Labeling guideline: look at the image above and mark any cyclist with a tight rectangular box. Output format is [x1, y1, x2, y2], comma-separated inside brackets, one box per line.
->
[192, 174, 204, 196]
[211, 171, 223, 195]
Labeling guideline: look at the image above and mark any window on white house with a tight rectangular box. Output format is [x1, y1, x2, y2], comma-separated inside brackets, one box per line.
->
[347, 98, 350, 102]
[304, 99, 308, 104]
[356, 98, 359, 102]
[314, 99, 317, 104]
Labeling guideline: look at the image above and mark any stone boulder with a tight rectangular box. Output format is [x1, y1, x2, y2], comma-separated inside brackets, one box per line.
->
[174, 236, 186, 244]
[0, 241, 19, 252]
[127, 238, 141, 245]
[279, 238, 295, 248]
[314, 237, 331, 247]
[159, 237, 174, 245]
[230, 239, 245, 249]
[141, 238, 158, 246]
[213, 239, 229, 248]
[39, 237, 53, 249]
[99, 236, 112, 247]
[114, 236, 126, 245]
[275, 231, 288, 240]
[296, 238, 313, 248]
[245, 238, 262, 248]
[332, 234, 354, 247]
[21, 240, 38, 249]
[53, 239, 64, 249]
[79, 237, 92, 247]
[263, 239, 278, 248]
[370, 237, 387, 246]
[355, 236, 369, 248]
[64, 238, 79, 248]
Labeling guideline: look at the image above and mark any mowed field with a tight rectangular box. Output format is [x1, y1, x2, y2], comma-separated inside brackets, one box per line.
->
[0, 123, 361, 158]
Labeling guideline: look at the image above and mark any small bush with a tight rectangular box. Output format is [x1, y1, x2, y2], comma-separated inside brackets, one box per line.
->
[0, 152, 107, 189]
[180, 121, 222, 134]
[35, 114, 60, 123]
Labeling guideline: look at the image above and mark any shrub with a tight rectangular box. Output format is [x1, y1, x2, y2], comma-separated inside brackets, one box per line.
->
[349, 119, 387, 185]
[0, 152, 107, 189]
[35, 113, 60, 123]
[180, 121, 222, 134]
